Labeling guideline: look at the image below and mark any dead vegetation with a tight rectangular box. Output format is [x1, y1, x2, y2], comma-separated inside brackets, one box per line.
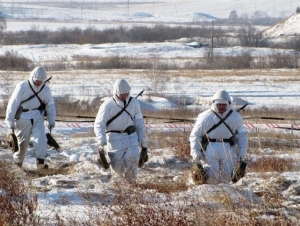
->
[1, 68, 300, 225]
[1, 111, 299, 225]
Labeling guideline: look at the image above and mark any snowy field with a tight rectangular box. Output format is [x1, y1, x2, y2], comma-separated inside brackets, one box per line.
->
[1, 0, 300, 31]
[1, 1, 300, 225]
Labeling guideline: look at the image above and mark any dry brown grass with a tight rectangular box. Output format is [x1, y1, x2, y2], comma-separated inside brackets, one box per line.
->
[1, 69, 300, 225]
[249, 156, 294, 173]
[0, 161, 39, 225]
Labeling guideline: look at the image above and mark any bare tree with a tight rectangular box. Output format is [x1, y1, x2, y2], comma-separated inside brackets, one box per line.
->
[228, 10, 238, 23]
[237, 25, 265, 47]
[0, 11, 7, 33]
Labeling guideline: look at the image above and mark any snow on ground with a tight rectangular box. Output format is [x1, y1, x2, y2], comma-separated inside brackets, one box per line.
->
[263, 13, 300, 39]
[0, 1, 300, 224]
[2, 0, 300, 31]
[1, 72, 300, 223]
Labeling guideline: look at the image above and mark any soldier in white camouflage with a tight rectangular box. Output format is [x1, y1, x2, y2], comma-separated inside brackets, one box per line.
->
[190, 90, 248, 184]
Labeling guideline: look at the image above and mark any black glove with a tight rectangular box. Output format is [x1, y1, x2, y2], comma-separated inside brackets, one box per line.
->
[231, 160, 247, 183]
[97, 147, 109, 169]
[138, 147, 148, 168]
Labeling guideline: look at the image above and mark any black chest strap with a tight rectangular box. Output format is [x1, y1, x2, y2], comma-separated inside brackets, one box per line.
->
[106, 97, 133, 126]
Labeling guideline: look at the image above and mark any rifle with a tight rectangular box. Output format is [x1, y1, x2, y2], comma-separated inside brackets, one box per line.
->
[143, 115, 196, 123]
[45, 76, 52, 83]
[237, 103, 248, 112]
[136, 90, 144, 99]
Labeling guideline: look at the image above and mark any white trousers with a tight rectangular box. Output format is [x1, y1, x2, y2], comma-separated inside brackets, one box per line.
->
[14, 117, 47, 163]
[107, 132, 140, 183]
[204, 143, 236, 184]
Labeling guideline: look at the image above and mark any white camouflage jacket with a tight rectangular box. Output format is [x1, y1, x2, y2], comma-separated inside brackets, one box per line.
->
[94, 93, 147, 148]
[190, 106, 248, 160]
[5, 79, 56, 128]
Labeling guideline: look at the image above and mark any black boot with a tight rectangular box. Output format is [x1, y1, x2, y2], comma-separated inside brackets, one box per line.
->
[36, 158, 48, 171]
[14, 161, 23, 168]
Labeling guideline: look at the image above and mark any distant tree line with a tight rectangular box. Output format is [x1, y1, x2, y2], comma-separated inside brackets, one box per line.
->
[0, 25, 225, 45]
[226, 10, 285, 26]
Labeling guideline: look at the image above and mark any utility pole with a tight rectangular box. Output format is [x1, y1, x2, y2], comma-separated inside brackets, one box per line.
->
[126, 0, 129, 11]
[210, 20, 214, 63]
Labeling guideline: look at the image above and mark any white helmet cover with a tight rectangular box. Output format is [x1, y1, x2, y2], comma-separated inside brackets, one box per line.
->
[113, 79, 131, 96]
[30, 66, 47, 82]
[211, 90, 231, 104]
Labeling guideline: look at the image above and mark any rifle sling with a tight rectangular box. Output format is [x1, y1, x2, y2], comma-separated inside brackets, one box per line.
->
[19, 80, 46, 106]
[106, 97, 133, 126]
[205, 110, 233, 136]
[212, 110, 234, 135]
[28, 80, 44, 105]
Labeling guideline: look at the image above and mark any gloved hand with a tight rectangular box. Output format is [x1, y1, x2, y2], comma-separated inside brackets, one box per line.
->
[191, 149, 204, 162]
[48, 122, 55, 131]
[138, 147, 148, 168]
[97, 146, 109, 169]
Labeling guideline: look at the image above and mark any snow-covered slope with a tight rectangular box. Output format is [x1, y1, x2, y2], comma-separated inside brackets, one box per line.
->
[263, 13, 300, 39]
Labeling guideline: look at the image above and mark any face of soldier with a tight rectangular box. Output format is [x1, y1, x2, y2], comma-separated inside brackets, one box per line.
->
[34, 79, 43, 87]
[118, 93, 129, 101]
[216, 103, 227, 114]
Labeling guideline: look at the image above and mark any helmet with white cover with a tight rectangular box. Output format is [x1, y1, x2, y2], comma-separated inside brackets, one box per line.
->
[113, 79, 131, 96]
[30, 66, 47, 82]
[211, 90, 231, 104]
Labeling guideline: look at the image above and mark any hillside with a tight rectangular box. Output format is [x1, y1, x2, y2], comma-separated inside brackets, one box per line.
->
[263, 13, 300, 39]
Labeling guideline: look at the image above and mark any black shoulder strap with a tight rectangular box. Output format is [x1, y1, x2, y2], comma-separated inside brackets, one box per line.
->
[106, 97, 133, 126]
[212, 110, 234, 135]
[28, 80, 45, 105]
[19, 80, 46, 105]
[206, 110, 233, 135]
[20, 93, 35, 105]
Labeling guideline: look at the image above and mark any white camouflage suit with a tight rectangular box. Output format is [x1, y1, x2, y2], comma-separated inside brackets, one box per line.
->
[5, 66, 56, 165]
[190, 90, 248, 184]
[94, 79, 147, 183]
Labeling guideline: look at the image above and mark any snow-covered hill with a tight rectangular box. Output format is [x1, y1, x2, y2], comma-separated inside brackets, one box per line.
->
[263, 13, 300, 39]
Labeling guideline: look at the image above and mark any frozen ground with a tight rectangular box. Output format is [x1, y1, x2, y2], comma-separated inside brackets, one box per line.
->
[0, 1, 300, 224]
[1, 69, 300, 224]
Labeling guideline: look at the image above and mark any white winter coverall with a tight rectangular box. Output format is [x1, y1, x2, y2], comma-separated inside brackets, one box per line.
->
[94, 79, 147, 183]
[190, 103, 248, 184]
[5, 66, 56, 164]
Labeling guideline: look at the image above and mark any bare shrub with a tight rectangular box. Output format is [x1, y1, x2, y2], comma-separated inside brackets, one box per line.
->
[79, 189, 195, 226]
[55, 95, 101, 116]
[0, 71, 15, 111]
[203, 50, 253, 69]
[1, 25, 225, 45]
[0, 51, 32, 71]
[0, 161, 39, 225]
[145, 62, 171, 93]
[268, 51, 298, 68]
[169, 131, 191, 161]
[237, 25, 266, 47]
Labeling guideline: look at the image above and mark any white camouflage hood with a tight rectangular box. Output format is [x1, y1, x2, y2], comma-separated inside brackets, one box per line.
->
[211, 90, 232, 115]
[29, 66, 47, 89]
[113, 79, 131, 96]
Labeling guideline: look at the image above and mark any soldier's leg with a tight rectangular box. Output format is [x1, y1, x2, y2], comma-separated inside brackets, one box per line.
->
[13, 118, 32, 166]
